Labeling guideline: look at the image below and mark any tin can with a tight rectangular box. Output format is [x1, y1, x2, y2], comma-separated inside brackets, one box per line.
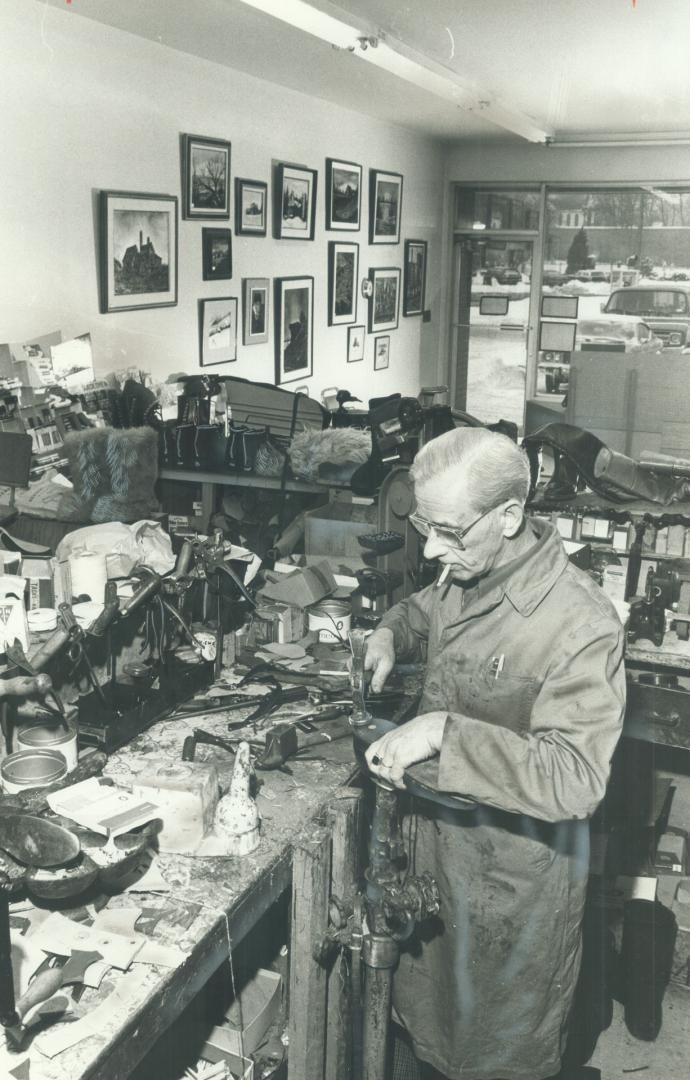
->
[307, 598, 352, 643]
[0, 748, 68, 794]
[17, 718, 78, 772]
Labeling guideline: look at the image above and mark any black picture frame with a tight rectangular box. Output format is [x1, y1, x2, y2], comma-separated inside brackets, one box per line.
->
[243, 277, 269, 345]
[98, 190, 178, 313]
[368, 266, 401, 333]
[347, 324, 365, 363]
[403, 239, 427, 316]
[274, 163, 317, 241]
[374, 335, 390, 370]
[235, 178, 268, 236]
[202, 228, 232, 281]
[325, 157, 362, 231]
[369, 169, 403, 244]
[199, 297, 238, 366]
[275, 275, 314, 384]
[328, 241, 359, 326]
[181, 133, 231, 220]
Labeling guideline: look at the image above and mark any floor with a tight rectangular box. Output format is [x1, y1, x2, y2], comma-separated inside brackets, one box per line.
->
[589, 985, 690, 1079]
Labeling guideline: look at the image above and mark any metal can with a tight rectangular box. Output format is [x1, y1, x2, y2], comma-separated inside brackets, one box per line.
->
[17, 718, 78, 772]
[0, 748, 68, 794]
[307, 598, 352, 643]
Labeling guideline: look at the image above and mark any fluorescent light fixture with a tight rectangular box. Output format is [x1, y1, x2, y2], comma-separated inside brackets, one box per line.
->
[235, 0, 551, 143]
[547, 132, 690, 148]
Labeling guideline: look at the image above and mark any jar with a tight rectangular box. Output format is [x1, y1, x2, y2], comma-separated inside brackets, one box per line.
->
[307, 598, 352, 643]
[17, 718, 78, 772]
[0, 749, 68, 794]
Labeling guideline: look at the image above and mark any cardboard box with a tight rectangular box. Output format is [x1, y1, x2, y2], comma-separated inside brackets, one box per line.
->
[250, 601, 305, 646]
[205, 968, 282, 1058]
[259, 560, 336, 610]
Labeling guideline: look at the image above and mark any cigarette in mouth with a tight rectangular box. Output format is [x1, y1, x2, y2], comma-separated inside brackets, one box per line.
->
[436, 565, 451, 589]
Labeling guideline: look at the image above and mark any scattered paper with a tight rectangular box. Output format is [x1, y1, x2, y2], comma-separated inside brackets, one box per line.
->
[34, 967, 151, 1059]
[30, 912, 144, 970]
[47, 777, 160, 837]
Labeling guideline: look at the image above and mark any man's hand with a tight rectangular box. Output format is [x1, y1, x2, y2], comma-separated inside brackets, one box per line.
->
[365, 712, 447, 788]
[364, 627, 395, 693]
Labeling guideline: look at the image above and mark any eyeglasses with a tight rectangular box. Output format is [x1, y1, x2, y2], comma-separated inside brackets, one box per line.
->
[408, 504, 496, 550]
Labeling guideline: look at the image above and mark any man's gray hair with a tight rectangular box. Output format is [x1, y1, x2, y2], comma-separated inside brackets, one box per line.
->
[410, 427, 531, 511]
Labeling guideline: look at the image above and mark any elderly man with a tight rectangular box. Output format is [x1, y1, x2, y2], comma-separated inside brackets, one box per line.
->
[364, 427, 625, 1080]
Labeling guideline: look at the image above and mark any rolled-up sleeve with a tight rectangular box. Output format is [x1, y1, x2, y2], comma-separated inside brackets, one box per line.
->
[377, 584, 434, 661]
[437, 616, 626, 821]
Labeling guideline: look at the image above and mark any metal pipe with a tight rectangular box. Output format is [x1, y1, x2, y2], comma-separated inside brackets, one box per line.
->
[362, 962, 393, 1080]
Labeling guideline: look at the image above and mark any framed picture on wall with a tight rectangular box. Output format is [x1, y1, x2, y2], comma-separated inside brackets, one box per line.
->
[199, 297, 238, 366]
[243, 277, 269, 345]
[369, 169, 403, 244]
[367, 266, 400, 333]
[403, 239, 427, 316]
[182, 134, 231, 219]
[328, 241, 359, 326]
[235, 178, 268, 236]
[347, 324, 365, 363]
[202, 228, 232, 281]
[325, 158, 362, 231]
[274, 163, 317, 240]
[374, 335, 390, 370]
[98, 191, 178, 313]
[275, 276, 314, 384]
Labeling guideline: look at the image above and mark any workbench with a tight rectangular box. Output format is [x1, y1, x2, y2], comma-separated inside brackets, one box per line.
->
[0, 697, 361, 1080]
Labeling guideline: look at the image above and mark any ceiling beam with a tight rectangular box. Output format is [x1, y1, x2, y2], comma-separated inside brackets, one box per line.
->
[234, 0, 552, 143]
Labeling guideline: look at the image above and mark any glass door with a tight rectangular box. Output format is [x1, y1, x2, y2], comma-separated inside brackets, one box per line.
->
[450, 236, 534, 431]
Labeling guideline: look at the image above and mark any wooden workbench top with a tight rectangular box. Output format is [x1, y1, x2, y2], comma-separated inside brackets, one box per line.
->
[1, 701, 359, 1080]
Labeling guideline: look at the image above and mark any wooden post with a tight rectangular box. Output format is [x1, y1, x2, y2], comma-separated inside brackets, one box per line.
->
[288, 825, 332, 1080]
[325, 791, 362, 1080]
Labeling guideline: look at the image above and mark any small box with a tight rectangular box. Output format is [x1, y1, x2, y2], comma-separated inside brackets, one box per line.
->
[132, 759, 219, 854]
[655, 832, 687, 875]
[205, 968, 282, 1059]
[22, 557, 54, 609]
[251, 601, 305, 646]
[602, 564, 627, 604]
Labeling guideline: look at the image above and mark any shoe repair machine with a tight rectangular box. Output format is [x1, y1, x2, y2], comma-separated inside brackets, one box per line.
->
[315, 630, 477, 1080]
[2, 531, 255, 754]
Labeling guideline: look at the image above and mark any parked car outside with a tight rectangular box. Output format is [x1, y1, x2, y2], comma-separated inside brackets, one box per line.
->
[603, 282, 690, 347]
[482, 266, 522, 285]
[539, 314, 663, 394]
[542, 269, 569, 287]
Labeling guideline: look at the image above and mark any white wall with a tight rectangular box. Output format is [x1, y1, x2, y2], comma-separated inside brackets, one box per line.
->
[445, 139, 690, 185]
[0, 1, 445, 403]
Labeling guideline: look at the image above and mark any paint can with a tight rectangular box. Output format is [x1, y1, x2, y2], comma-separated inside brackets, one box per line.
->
[0, 748, 68, 794]
[307, 598, 352, 643]
[16, 717, 78, 772]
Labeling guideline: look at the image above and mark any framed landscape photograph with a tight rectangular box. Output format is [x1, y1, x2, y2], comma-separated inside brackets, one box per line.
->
[99, 191, 178, 313]
[182, 134, 231, 219]
[235, 178, 267, 236]
[243, 277, 269, 345]
[275, 276, 313, 384]
[369, 169, 403, 244]
[199, 297, 238, 366]
[374, 335, 390, 371]
[202, 228, 232, 281]
[347, 324, 365, 363]
[328, 241, 359, 326]
[368, 266, 400, 333]
[325, 158, 362, 231]
[274, 163, 317, 240]
[403, 239, 427, 316]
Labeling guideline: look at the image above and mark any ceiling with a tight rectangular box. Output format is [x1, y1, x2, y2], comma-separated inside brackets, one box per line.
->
[44, 0, 690, 142]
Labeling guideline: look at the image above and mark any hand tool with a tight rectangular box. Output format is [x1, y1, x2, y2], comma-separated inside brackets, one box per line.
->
[182, 728, 242, 762]
[348, 628, 372, 727]
[256, 712, 353, 770]
[0, 672, 54, 756]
